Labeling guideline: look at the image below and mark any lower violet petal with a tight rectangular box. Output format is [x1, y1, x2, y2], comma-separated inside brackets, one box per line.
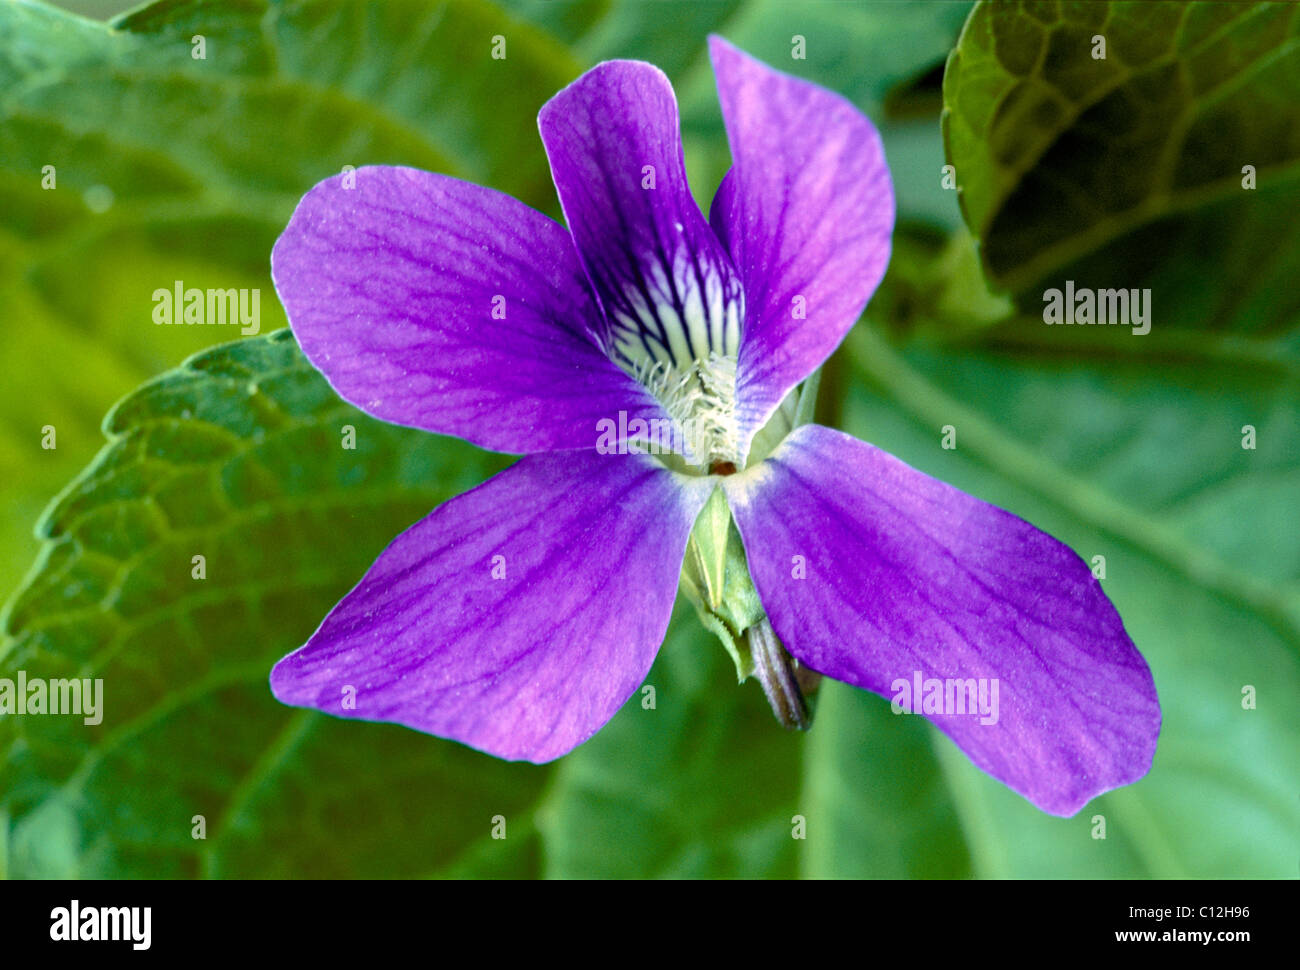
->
[723, 424, 1161, 816]
[271, 450, 714, 762]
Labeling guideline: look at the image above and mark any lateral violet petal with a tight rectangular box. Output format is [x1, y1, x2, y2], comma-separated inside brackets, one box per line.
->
[271, 164, 666, 454]
[539, 60, 744, 376]
[270, 450, 714, 762]
[709, 36, 895, 447]
[723, 425, 1161, 816]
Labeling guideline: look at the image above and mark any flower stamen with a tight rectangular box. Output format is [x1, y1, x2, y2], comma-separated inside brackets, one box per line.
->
[630, 352, 743, 467]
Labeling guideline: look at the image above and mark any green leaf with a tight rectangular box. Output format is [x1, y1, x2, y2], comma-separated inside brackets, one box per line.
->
[0, 330, 561, 877]
[943, 1, 1300, 336]
[536, 608, 801, 878]
[497, 0, 743, 78]
[801, 680, 972, 879]
[536, 605, 971, 878]
[0, 0, 579, 595]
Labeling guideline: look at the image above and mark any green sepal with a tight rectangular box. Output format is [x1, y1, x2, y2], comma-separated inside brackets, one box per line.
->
[680, 372, 825, 682]
[680, 487, 765, 682]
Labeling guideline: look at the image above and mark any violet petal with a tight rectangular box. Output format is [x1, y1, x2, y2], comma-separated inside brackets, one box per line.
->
[271, 164, 666, 454]
[539, 60, 744, 378]
[723, 424, 1161, 816]
[709, 36, 895, 447]
[271, 449, 714, 762]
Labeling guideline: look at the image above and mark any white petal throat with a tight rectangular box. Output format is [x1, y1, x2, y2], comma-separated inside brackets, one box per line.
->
[605, 247, 745, 467]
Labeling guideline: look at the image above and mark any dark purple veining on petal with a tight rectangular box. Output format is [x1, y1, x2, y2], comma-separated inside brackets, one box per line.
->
[539, 60, 743, 377]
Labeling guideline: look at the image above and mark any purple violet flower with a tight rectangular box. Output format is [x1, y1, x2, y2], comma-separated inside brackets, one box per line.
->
[268, 37, 1160, 817]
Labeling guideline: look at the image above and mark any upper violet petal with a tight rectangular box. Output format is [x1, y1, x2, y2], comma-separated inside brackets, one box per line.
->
[271, 164, 666, 454]
[539, 60, 744, 378]
[723, 425, 1161, 816]
[708, 167, 738, 259]
[270, 450, 714, 762]
[709, 36, 895, 448]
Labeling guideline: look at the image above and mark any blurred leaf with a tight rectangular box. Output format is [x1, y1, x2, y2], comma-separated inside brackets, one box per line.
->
[943, 0, 1300, 338]
[492, 0, 612, 49]
[503, 0, 972, 227]
[536, 607, 804, 878]
[0, 330, 554, 877]
[538, 605, 971, 878]
[799, 679, 972, 878]
[673, 0, 972, 116]
[498, 0, 742, 77]
[671, 0, 973, 226]
[0, 0, 578, 594]
[836, 315, 1300, 877]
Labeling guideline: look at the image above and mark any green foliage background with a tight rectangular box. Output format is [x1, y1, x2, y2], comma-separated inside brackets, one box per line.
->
[1, 0, 1297, 878]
